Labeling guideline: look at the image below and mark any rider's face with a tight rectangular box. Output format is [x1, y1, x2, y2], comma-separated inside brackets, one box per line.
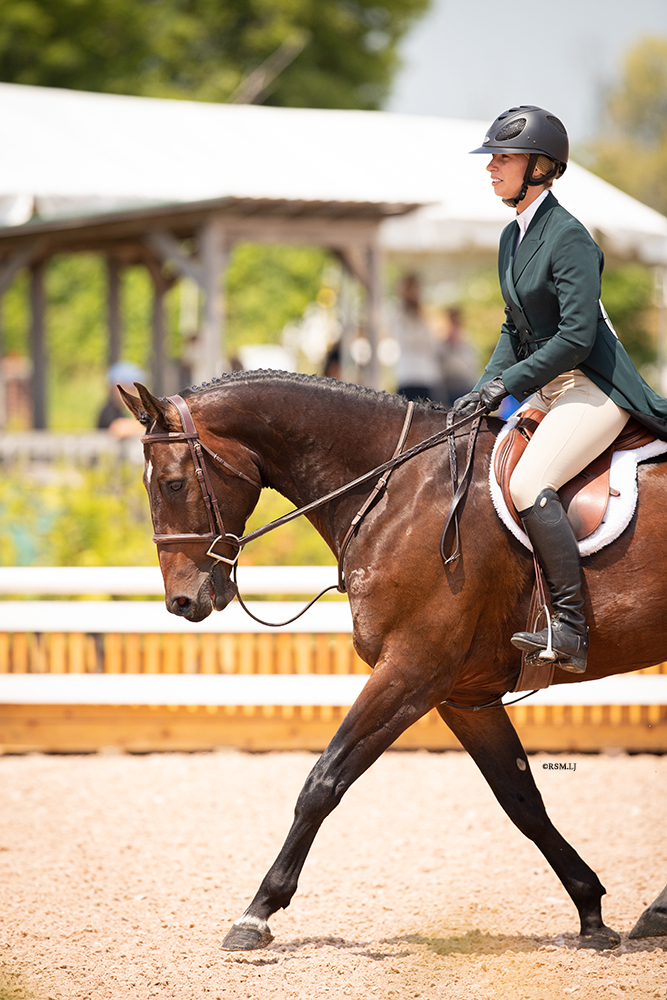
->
[486, 153, 529, 201]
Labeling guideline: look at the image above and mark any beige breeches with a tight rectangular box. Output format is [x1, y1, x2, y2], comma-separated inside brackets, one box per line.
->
[509, 369, 630, 512]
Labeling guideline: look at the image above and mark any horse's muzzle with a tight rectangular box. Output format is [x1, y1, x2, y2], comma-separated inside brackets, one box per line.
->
[168, 592, 211, 622]
[211, 564, 238, 611]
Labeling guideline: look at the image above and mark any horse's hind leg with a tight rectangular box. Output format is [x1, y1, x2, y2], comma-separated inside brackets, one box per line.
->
[438, 703, 621, 949]
[630, 882, 667, 938]
[221, 662, 434, 951]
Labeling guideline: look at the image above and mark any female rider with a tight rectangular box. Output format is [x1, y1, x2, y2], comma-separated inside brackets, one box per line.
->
[453, 105, 667, 674]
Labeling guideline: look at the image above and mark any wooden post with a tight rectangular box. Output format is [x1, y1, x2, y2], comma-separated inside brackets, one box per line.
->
[197, 217, 229, 384]
[365, 242, 382, 390]
[337, 264, 358, 384]
[144, 254, 175, 397]
[107, 257, 122, 367]
[29, 259, 47, 429]
[151, 277, 166, 396]
[0, 295, 5, 428]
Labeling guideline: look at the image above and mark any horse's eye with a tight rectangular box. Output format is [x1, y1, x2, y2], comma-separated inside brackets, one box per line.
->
[169, 481, 184, 493]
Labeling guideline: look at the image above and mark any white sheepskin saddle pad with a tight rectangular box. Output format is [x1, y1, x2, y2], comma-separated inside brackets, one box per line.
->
[489, 408, 667, 557]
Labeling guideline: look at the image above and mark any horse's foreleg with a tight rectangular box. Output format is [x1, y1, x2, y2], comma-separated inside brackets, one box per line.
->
[438, 703, 620, 949]
[630, 882, 667, 938]
[221, 663, 434, 951]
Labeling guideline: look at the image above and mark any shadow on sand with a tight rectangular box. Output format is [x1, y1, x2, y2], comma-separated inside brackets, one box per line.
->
[385, 928, 667, 958]
[224, 927, 667, 965]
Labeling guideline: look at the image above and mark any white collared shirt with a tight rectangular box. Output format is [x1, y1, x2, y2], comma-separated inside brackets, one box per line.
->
[515, 189, 550, 248]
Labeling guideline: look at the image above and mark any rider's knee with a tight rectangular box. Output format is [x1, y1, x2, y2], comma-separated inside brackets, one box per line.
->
[509, 467, 541, 513]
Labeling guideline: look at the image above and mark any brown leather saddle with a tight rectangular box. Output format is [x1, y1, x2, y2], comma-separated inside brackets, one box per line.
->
[494, 408, 655, 540]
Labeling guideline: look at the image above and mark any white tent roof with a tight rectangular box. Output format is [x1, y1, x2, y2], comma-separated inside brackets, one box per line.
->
[1, 82, 666, 264]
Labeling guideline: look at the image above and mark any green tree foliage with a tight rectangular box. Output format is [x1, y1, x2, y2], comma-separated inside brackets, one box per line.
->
[0, 0, 430, 110]
[0, 462, 333, 568]
[586, 37, 667, 214]
[0, 462, 155, 566]
[1, 244, 331, 428]
[226, 243, 331, 353]
[601, 263, 655, 369]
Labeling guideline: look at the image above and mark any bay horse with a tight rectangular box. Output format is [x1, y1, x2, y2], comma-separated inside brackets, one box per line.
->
[121, 371, 667, 952]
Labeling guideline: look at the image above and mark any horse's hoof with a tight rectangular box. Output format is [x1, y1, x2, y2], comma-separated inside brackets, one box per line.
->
[577, 925, 621, 950]
[629, 903, 667, 939]
[221, 917, 274, 951]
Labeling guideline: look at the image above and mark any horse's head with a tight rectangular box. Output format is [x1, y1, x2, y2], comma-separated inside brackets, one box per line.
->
[120, 383, 263, 622]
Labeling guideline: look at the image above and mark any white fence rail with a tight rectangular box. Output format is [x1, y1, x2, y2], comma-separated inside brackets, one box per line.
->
[0, 431, 143, 465]
[0, 672, 666, 707]
[0, 566, 665, 708]
[0, 565, 338, 596]
[0, 599, 352, 634]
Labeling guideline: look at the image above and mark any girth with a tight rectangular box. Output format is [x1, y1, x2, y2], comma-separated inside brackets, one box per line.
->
[494, 408, 656, 540]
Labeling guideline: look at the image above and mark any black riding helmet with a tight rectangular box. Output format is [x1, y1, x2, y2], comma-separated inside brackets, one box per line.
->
[471, 106, 569, 207]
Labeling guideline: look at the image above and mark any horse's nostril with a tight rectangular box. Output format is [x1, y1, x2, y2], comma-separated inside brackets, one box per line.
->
[171, 595, 191, 615]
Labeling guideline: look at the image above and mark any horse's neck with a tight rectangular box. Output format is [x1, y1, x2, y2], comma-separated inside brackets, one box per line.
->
[208, 381, 409, 508]
[272, 396, 403, 506]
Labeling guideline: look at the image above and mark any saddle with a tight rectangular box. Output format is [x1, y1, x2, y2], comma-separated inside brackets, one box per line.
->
[494, 409, 656, 539]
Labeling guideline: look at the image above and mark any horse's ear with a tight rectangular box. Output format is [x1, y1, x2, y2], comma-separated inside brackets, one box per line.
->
[127, 383, 181, 432]
[118, 385, 151, 427]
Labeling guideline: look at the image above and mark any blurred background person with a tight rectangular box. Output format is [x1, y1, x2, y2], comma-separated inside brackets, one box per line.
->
[323, 343, 342, 380]
[437, 306, 479, 407]
[392, 274, 439, 402]
[97, 360, 147, 438]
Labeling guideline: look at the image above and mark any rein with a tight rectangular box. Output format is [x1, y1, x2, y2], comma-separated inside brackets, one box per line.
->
[231, 400, 417, 627]
[233, 407, 483, 555]
[142, 394, 484, 621]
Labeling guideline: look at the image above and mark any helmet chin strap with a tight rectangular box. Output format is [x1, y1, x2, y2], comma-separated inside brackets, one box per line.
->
[502, 153, 540, 209]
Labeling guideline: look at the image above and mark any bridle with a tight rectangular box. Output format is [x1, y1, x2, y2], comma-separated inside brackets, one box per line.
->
[142, 393, 484, 584]
[141, 394, 262, 568]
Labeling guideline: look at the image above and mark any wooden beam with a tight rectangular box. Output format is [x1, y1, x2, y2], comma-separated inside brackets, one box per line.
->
[29, 260, 47, 429]
[334, 247, 369, 287]
[0, 208, 398, 259]
[1, 704, 666, 754]
[145, 230, 204, 286]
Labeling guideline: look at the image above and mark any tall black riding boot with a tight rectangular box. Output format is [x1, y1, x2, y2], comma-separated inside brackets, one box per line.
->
[510, 487, 589, 674]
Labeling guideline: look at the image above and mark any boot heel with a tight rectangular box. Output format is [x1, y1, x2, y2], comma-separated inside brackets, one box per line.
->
[555, 655, 587, 674]
[525, 649, 587, 674]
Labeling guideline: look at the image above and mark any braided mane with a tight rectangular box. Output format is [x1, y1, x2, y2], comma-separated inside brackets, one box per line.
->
[180, 369, 445, 413]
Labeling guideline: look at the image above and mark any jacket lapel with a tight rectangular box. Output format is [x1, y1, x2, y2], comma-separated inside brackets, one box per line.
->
[513, 192, 558, 282]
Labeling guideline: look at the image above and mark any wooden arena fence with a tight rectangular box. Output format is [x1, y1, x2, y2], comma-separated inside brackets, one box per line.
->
[0, 566, 665, 754]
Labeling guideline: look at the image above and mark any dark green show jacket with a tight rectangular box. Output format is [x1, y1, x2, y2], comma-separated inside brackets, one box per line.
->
[476, 191, 667, 440]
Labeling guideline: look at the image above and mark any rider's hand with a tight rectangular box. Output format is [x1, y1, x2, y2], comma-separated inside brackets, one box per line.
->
[451, 390, 481, 417]
[478, 376, 509, 413]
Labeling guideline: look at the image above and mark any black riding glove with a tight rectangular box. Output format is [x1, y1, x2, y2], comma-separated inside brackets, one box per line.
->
[478, 376, 509, 413]
[451, 390, 481, 418]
